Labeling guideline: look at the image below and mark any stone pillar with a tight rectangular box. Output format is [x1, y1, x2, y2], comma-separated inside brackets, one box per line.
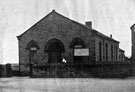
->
[6, 64, 12, 77]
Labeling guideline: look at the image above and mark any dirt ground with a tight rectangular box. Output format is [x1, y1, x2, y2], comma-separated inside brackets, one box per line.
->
[0, 77, 135, 92]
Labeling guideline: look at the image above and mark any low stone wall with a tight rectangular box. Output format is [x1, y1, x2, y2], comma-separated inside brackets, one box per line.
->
[19, 64, 30, 76]
[31, 63, 132, 78]
[0, 65, 6, 77]
[0, 64, 12, 77]
[0, 64, 21, 77]
[91, 63, 132, 78]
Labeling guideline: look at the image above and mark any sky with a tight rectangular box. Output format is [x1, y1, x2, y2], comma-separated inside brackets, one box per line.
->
[0, 0, 135, 64]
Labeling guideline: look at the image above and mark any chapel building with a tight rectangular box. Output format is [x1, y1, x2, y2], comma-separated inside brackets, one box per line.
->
[17, 10, 120, 76]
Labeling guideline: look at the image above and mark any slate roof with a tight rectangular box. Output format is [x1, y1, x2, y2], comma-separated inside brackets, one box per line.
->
[17, 10, 119, 43]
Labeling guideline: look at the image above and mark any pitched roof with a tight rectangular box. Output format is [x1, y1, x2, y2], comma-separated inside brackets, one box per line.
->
[17, 10, 55, 40]
[17, 10, 119, 43]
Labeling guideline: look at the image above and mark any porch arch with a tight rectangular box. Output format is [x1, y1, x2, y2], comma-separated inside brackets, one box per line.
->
[45, 38, 65, 63]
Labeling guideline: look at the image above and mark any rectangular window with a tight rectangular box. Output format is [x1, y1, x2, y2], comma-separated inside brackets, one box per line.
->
[99, 42, 102, 61]
[116, 46, 117, 61]
[111, 45, 113, 61]
[106, 43, 108, 61]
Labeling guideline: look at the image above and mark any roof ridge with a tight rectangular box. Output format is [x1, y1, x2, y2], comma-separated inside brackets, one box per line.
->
[17, 10, 119, 43]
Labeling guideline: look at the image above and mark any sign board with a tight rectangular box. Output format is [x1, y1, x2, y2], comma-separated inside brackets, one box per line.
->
[74, 48, 89, 56]
[30, 47, 37, 51]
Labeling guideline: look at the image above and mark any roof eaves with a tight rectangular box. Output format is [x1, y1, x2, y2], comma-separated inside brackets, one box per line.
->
[119, 48, 125, 52]
[16, 10, 56, 39]
[95, 30, 119, 43]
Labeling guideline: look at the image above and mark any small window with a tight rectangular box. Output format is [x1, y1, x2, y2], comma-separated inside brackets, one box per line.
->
[70, 38, 85, 48]
[26, 40, 40, 51]
[116, 46, 118, 61]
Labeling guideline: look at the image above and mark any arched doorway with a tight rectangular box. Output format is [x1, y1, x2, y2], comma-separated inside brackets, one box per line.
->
[45, 39, 65, 63]
[26, 40, 40, 77]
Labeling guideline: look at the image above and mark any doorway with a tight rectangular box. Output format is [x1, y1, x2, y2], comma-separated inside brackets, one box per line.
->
[45, 39, 65, 63]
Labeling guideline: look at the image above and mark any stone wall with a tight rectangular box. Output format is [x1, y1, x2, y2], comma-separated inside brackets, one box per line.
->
[0, 64, 12, 77]
[31, 63, 132, 78]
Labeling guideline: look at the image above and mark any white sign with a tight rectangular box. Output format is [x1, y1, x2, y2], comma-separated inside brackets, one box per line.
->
[74, 48, 89, 56]
[30, 47, 37, 51]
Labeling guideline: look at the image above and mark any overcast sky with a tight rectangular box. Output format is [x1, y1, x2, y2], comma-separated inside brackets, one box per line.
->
[0, 0, 135, 64]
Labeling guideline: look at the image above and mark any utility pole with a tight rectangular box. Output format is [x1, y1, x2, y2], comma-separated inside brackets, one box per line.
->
[131, 23, 135, 76]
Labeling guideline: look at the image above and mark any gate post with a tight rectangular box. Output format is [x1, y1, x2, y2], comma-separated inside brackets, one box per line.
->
[30, 63, 33, 78]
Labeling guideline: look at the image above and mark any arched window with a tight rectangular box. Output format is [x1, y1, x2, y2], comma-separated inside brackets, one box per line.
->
[26, 40, 40, 51]
[99, 42, 102, 61]
[26, 40, 40, 65]
[70, 38, 86, 63]
[70, 37, 85, 48]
